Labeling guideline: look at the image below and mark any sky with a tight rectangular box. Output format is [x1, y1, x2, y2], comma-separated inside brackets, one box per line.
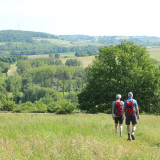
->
[0, 0, 160, 36]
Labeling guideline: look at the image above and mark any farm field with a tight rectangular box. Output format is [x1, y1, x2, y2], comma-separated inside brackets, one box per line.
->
[0, 113, 159, 159]
[27, 52, 94, 67]
[148, 47, 160, 60]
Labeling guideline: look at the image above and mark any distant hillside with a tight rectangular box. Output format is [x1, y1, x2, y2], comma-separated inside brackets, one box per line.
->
[0, 30, 160, 56]
[59, 35, 160, 46]
[0, 30, 59, 43]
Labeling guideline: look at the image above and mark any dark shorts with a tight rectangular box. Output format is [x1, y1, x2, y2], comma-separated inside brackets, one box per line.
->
[115, 116, 123, 124]
[126, 116, 137, 125]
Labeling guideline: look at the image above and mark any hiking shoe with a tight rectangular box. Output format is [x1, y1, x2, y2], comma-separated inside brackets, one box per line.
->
[131, 134, 135, 140]
[127, 135, 131, 140]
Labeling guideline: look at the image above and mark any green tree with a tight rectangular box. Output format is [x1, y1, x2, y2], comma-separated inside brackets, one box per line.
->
[55, 53, 60, 59]
[65, 59, 82, 66]
[78, 41, 160, 113]
[49, 53, 54, 59]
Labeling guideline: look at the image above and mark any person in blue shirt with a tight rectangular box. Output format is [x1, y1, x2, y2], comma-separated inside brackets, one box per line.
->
[123, 92, 140, 140]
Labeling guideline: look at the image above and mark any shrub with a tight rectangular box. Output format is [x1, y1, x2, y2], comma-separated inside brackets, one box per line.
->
[55, 99, 75, 114]
[0, 95, 16, 111]
[0, 100, 3, 110]
[14, 101, 47, 113]
[14, 101, 36, 113]
[33, 101, 47, 113]
[47, 99, 75, 114]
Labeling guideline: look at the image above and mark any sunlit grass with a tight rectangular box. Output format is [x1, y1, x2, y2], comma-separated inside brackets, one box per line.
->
[7, 64, 17, 76]
[149, 52, 160, 60]
[0, 113, 159, 159]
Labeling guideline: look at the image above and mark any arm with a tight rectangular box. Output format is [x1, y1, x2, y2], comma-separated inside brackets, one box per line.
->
[112, 105, 115, 120]
[136, 106, 140, 120]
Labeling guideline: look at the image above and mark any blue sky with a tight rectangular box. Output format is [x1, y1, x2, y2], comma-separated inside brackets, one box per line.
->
[0, 0, 160, 36]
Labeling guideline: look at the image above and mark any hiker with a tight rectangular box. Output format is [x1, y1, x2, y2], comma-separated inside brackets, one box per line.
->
[123, 92, 140, 140]
[112, 94, 124, 136]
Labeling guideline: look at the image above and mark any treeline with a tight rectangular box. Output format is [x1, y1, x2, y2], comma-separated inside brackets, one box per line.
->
[0, 58, 86, 113]
[0, 42, 99, 56]
[0, 55, 28, 63]
[75, 50, 98, 57]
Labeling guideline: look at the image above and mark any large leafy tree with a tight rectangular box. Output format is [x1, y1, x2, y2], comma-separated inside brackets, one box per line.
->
[78, 41, 160, 114]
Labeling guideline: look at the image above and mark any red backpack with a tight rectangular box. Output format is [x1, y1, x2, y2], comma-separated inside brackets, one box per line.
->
[125, 100, 136, 116]
[114, 101, 123, 116]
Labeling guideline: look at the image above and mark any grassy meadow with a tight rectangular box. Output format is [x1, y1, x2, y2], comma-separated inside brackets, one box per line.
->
[0, 113, 159, 159]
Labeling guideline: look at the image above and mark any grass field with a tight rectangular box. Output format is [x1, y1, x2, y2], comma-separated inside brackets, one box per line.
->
[7, 64, 17, 76]
[27, 53, 94, 68]
[147, 47, 160, 60]
[0, 113, 159, 159]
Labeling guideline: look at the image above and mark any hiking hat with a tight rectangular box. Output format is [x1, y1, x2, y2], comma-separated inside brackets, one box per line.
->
[116, 94, 121, 99]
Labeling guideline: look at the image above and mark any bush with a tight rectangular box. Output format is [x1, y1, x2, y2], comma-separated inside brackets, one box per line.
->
[48, 99, 75, 114]
[0, 100, 3, 110]
[14, 101, 47, 113]
[14, 101, 36, 113]
[0, 95, 16, 111]
[47, 102, 61, 113]
[33, 101, 47, 113]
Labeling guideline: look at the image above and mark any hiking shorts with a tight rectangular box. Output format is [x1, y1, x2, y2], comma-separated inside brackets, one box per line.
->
[115, 116, 123, 124]
[126, 116, 137, 125]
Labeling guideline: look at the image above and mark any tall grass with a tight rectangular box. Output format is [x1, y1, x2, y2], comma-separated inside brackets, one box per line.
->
[0, 113, 159, 159]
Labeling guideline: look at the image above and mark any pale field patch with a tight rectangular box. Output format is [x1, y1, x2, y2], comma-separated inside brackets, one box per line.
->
[7, 64, 17, 76]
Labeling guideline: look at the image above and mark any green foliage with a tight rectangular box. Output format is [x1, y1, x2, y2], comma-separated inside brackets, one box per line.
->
[47, 99, 75, 114]
[55, 53, 60, 59]
[78, 41, 160, 114]
[23, 85, 57, 102]
[14, 101, 47, 113]
[65, 59, 82, 66]
[55, 59, 63, 65]
[0, 55, 28, 64]
[75, 50, 98, 57]
[65, 92, 78, 104]
[0, 62, 10, 73]
[0, 95, 16, 111]
[0, 30, 58, 42]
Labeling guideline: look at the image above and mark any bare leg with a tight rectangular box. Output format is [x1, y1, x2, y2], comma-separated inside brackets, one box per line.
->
[115, 123, 118, 133]
[119, 124, 123, 136]
[131, 125, 136, 140]
[132, 125, 136, 135]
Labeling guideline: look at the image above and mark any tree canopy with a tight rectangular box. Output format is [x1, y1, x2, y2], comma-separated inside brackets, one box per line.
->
[78, 41, 160, 114]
